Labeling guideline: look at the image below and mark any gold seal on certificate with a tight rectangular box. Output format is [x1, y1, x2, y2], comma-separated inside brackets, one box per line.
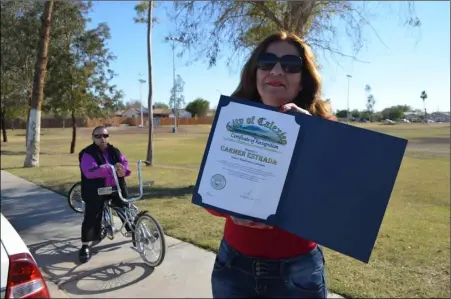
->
[198, 101, 300, 220]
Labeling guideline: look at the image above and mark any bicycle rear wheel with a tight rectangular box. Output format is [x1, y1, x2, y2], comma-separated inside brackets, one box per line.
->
[132, 212, 166, 267]
[68, 182, 84, 213]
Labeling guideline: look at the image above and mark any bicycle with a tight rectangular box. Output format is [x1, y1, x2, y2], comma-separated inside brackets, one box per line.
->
[68, 181, 119, 240]
[67, 160, 166, 267]
[68, 181, 84, 213]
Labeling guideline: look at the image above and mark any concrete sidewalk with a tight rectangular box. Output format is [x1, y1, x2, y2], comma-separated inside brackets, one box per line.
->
[0, 170, 343, 298]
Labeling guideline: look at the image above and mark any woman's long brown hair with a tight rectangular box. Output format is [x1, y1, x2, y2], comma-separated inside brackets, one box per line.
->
[231, 31, 333, 119]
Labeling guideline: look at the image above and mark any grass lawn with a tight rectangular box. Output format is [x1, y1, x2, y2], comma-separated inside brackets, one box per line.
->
[1, 123, 450, 298]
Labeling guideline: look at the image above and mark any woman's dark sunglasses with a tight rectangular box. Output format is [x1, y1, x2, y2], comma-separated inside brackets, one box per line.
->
[93, 134, 109, 139]
[256, 52, 303, 73]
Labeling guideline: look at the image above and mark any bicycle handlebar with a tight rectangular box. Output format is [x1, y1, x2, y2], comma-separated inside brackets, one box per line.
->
[99, 160, 151, 203]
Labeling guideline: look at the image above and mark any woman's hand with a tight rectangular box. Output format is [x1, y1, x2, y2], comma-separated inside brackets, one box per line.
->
[230, 216, 273, 229]
[115, 163, 126, 177]
[280, 103, 311, 115]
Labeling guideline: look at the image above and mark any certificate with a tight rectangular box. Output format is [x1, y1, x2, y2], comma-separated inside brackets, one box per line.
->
[197, 100, 300, 220]
[193, 95, 408, 263]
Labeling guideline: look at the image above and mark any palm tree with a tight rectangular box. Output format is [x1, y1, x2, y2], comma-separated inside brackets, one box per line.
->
[420, 90, 428, 122]
[24, 0, 54, 167]
[134, 1, 155, 166]
[145, 3, 154, 165]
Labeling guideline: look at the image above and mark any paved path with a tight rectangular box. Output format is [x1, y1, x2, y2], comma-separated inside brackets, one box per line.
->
[0, 170, 343, 298]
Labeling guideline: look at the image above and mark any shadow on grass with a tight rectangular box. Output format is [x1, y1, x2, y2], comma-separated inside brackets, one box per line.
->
[129, 185, 195, 199]
[1, 150, 27, 156]
[14, 132, 49, 137]
[1, 165, 77, 171]
[409, 136, 450, 145]
[0, 150, 62, 156]
[49, 182, 81, 197]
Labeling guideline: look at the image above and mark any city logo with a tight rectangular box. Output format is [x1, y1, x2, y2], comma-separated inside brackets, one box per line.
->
[226, 116, 287, 145]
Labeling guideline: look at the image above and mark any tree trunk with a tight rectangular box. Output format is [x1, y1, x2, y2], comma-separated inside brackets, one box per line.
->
[25, 90, 32, 147]
[422, 99, 427, 122]
[0, 109, 8, 143]
[24, 0, 54, 168]
[70, 110, 76, 154]
[145, 1, 154, 166]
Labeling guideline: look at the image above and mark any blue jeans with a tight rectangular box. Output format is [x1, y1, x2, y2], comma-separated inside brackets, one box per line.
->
[211, 239, 328, 298]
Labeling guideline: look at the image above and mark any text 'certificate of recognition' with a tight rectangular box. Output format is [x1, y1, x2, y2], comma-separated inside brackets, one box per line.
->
[198, 101, 300, 220]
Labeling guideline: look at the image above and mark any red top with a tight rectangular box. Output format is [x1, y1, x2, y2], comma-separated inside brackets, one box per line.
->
[206, 209, 316, 259]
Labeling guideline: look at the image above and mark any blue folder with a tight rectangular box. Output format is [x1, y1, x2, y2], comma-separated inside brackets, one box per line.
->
[192, 96, 408, 263]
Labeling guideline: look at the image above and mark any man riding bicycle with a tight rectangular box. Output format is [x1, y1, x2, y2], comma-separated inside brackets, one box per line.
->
[78, 126, 132, 263]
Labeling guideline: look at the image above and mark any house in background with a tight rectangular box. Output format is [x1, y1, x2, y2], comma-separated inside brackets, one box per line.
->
[169, 109, 192, 118]
[114, 110, 125, 116]
[121, 107, 193, 118]
[404, 110, 450, 123]
[404, 110, 423, 122]
[153, 109, 172, 118]
[121, 107, 149, 118]
[430, 112, 450, 122]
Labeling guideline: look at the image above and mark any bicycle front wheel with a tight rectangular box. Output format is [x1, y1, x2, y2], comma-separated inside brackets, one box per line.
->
[133, 213, 166, 267]
[67, 182, 84, 213]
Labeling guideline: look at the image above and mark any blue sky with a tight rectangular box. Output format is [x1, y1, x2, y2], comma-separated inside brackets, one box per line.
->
[87, 1, 450, 113]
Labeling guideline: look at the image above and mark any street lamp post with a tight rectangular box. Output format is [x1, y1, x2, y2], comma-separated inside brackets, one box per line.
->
[138, 74, 146, 127]
[346, 74, 352, 121]
[165, 35, 184, 133]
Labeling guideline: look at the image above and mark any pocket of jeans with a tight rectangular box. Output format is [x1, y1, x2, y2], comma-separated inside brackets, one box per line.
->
[213, 240, 230, 272]
[285, 249, 327, 294]
[213, 255, 227, 272]
[288, 266, 326, 294]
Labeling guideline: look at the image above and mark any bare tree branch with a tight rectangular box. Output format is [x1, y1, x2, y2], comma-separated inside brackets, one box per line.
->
[167, 1, 420, 68]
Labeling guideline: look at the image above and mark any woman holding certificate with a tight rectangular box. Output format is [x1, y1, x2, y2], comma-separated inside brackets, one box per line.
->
[206, 31, 334, 298]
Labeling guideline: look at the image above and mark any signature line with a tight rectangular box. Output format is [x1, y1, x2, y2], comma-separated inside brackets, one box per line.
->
[240, 190, 259, 201]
